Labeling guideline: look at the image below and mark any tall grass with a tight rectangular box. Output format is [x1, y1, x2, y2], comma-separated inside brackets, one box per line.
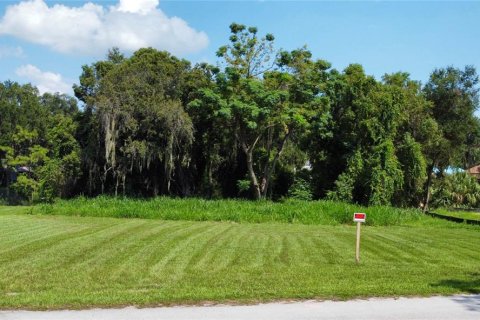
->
[34, 196, 425, 226]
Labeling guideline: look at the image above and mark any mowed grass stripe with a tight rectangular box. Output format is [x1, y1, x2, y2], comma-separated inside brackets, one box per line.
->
[185, 224, 236, 269]
[362, 232, 416, 264]
[99, 222, 194, 281]
[132, 223, 214, 271]
[1, 223, 154, 291]
[0, 224, 67, 248]
[69, 222, 213, 289]
[1, 220, 137, 265]
[0, 215, 79, 242]
[0, 214, 479, 309]
[300, 227, 355, 265]
[149, 223, 228, 276]
[158, 225, 236, 283]
[380, 227, 479, 264]
[364, 228, 477, 266]
[0, 226, 94, 263]
[366, 233, 428, 264]
[41, 222, 165, 276]
[193, 224, 253, 272]
[301, 234, 340, 265]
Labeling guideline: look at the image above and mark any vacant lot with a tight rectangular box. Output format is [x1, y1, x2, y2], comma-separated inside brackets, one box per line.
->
[0, 203, 479, 309]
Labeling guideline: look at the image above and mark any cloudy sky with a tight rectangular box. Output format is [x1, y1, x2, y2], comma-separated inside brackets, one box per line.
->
[1, 0, 479, 96]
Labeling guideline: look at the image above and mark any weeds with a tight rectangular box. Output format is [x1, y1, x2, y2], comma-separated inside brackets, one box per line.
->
[33, 196, 424, 226]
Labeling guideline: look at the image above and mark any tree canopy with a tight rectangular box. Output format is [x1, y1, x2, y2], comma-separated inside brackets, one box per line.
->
[1, 23, 479, 208]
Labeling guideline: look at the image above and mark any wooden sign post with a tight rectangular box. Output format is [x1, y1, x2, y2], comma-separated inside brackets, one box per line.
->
[353, 213, 366, 264]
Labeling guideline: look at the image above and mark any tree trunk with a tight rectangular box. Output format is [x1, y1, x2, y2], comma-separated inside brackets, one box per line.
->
[423, 163, 435, 213]
[88, 166, 93, 195]
[206, 154, 214, 198]
[114, 174, 119, 197]
[260, 132, 290, 198]
[122, 174, 126, 197]
[101, 165, 111, 195]
[153, 171, 159, 196]
[246, 150, 262, 200]
[163, 134, 174, 194]
[238, 131, 262, 200]
[5, 169, 10, 199]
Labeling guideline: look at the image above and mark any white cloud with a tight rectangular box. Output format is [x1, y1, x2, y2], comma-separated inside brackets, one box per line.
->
[0, 0, 208, 56]
[0, 45, 25, 59]
[117, 0, 159, 15]
[16, 64, 72, 95]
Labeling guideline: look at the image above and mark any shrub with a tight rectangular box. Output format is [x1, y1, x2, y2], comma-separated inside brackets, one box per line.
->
[431, 171, 480, 208]
[288, 170, 313, 201]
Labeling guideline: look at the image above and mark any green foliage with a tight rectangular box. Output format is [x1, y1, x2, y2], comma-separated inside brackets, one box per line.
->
[95, 48, 194, 196]
[47, 114, 79, 158]
[0, 82, 47, 146]
[0, 84, 82, 203]
[37, 152, 81, 202]
[316, 69, 447, 207]
[236, 179, 251, 194]
[327, 150, 364, 202]
[288, 172, 313, 201]
[210, 26, 332, 199]
[37, 160, 64, 202]
[422, 66, 479, 210]
[40, 92, 78, 116]
[1, 24, 480, 208]
[368, 139, 403, 206]
[431, 172, 480, 208]
[11, 175, 38, 202]
[396, 133, 427, 206]
[424, 67, 479, 152]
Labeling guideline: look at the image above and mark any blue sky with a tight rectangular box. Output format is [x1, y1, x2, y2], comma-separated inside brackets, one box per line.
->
[0, 0, 479, 96]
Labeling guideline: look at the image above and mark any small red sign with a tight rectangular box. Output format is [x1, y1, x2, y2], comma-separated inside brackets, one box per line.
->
[354, 213, 366, 222]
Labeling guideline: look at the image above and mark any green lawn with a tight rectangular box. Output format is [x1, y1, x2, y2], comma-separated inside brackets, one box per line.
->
[0, 206, 479, 309]
[434, 208, 480, 222]
[0, 206, 31, 215]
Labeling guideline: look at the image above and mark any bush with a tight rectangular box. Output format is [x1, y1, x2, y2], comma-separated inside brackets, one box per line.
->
[431, 172, 480, 208]
[288, 170, 313, 201]
[11, 175, 38, 203]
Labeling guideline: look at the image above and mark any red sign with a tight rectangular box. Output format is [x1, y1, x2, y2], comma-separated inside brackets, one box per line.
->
[354, 213, 366, 222]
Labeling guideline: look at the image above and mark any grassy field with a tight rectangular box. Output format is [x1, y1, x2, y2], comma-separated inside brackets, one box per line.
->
[434, 208, 480, 222]
[34, 197, 428, 226]
[0, 205, 31, 215]
[0, 203, 479, 309]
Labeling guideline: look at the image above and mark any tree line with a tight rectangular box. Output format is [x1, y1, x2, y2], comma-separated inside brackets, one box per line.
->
[1, 23, 479, 209]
